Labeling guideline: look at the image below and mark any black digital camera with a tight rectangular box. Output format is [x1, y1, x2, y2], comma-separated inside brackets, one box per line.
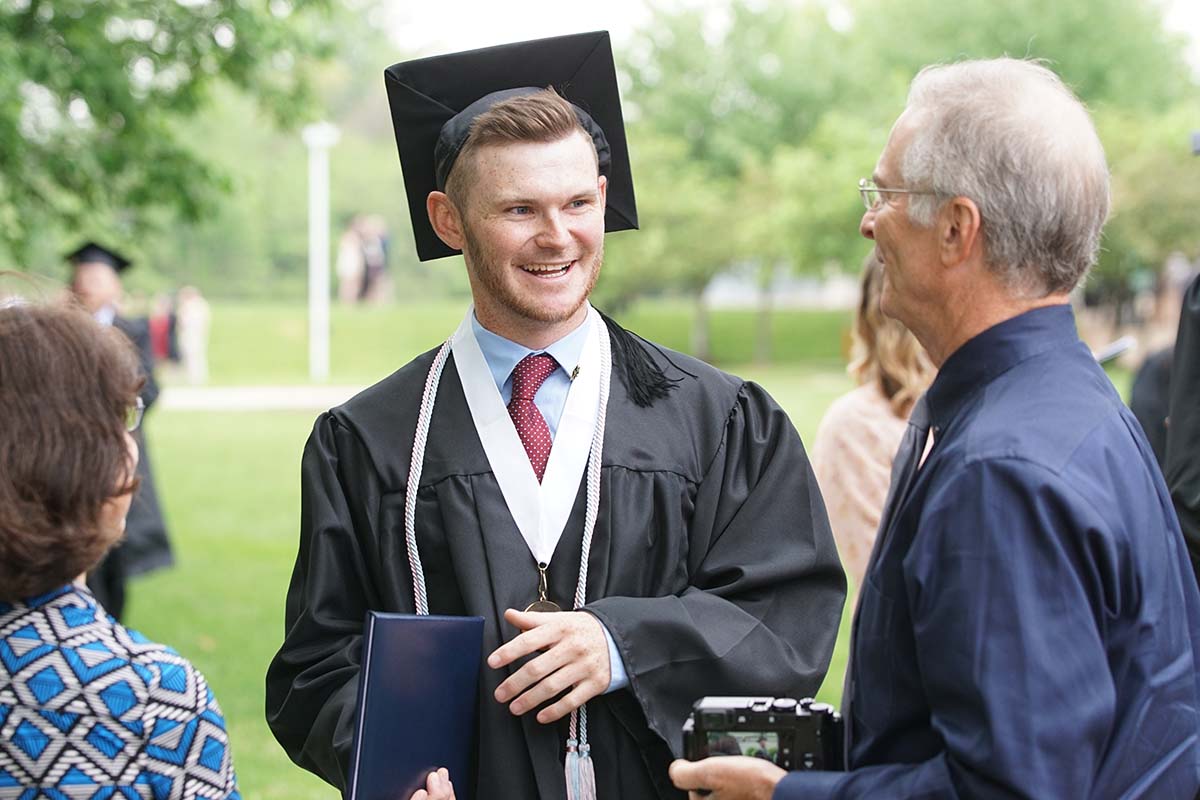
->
[682, 696, 844, 771]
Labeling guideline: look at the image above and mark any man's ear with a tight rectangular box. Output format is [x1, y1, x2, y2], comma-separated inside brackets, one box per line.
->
[427, 191, 465, 250]
[939, 196, 983, 269]
[597, 174, 608, 211]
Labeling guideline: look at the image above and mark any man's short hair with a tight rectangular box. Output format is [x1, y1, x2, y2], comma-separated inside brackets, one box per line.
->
[0, 303, 142, 601]
[901, 58, 1110, 297]
[444, 88, 597, 207]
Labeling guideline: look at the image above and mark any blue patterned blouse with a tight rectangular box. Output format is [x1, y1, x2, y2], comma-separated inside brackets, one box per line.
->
[0, 585, 240, 798]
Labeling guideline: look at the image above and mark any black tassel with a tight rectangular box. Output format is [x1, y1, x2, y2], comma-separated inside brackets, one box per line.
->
[599, 311, 690, 408]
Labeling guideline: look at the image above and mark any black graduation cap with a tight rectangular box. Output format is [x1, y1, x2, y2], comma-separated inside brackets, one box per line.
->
[384, 31, 638, 261]
[65, 241, 132, 272]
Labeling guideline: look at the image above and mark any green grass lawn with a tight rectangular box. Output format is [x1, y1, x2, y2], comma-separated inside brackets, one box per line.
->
[126, 357, 853, 798]
[192, 300, 851, 386]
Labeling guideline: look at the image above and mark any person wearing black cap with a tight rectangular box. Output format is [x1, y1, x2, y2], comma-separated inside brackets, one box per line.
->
[265, 32, 844, 800]
[68, 242, 174, 620]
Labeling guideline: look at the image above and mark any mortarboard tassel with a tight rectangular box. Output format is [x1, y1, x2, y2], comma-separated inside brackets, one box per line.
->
[599, 312, 690, 408]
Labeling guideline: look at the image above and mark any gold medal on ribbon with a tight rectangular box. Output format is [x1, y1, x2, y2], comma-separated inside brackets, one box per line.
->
[525, 561, 563, 613]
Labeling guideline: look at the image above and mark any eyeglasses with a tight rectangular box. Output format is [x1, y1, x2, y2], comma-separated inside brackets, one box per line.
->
[125, 396, 145, 433]
[858, 178, 938, 211]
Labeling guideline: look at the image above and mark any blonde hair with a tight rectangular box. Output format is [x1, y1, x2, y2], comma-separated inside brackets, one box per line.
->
[848, 253, 935, 417]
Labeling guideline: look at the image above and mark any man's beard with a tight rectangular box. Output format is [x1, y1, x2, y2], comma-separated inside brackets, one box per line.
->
[462, 223, 603, 325]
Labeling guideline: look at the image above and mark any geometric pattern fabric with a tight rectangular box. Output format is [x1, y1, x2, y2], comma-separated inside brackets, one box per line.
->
[0, 586, 241, 799]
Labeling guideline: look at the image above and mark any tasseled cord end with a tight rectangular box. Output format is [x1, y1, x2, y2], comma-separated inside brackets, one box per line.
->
[565, 739, 597, 800]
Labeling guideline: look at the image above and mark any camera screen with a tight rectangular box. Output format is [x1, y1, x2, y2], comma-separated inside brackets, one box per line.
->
[703, 731, 780, 764]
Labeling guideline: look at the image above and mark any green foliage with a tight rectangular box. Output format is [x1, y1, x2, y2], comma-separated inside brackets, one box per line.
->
[848, 0, 1195, 111]
[0, 0, 330, 261]
[1098, 103, 1200, 275]
[620, 0, 1199, 308]
[3, 0, 1196, 312]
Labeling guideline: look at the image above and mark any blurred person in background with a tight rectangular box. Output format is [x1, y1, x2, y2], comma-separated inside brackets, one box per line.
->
[148, 292, 180, 366]
[68, 242, 173, 621]
[335, 214, 367, 305]
[811, 252, 934, 599]
[1166, 274, 1200, 583]
[0, 302, 239, 798]
[360, 213, 393, 303]
[176, 285, 211, 385]
[1129, 344, 1173, 467]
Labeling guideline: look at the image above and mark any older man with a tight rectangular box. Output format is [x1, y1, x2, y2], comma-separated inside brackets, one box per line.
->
[266, 33, 844, 800]
[672, 58, 1200, 799]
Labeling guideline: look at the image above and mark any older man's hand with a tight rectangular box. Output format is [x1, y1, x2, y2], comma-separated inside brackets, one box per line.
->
[669, 757, 786, 800]
[410, 767, 455, 800]
[488, 608, 611, 724]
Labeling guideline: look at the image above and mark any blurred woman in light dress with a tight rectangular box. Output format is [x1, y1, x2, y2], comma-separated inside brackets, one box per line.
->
[811, 253, 935, 602]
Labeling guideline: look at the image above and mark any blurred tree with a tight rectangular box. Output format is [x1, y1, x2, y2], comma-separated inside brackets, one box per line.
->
[621, 1, 867, 353]
[599, 132, 746, 359]
[847, 0, 1195, 113]
[0, 0, 330, 260]
[619, 0, 1199, 357]
[1099, 104, 1200, 271]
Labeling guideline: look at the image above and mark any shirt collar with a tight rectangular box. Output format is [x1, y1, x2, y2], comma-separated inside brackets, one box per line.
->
[925, 304, 1081, 429]
[0, 584, 89, 615]
[470, 305, 592, 391]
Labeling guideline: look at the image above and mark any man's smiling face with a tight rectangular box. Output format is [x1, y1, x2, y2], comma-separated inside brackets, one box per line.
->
[457, 130, 607, 343]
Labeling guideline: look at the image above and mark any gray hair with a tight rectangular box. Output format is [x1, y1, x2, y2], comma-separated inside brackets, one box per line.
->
[901, 58, 1110, 296]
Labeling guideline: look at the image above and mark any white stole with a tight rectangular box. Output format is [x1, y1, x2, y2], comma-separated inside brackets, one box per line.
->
[451, 306, 602, 565]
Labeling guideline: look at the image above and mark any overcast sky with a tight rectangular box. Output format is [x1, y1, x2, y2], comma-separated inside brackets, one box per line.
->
[381, 0, 1200, 74]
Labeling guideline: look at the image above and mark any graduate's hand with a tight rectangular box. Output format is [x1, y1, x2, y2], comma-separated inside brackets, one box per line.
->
[668, 757, 785, 800]
[488, 608, 611, 723]
[409, 767, 455, 800]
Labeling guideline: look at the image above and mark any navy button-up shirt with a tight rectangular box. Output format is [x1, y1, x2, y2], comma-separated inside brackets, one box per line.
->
[777, 305, 1200, 798]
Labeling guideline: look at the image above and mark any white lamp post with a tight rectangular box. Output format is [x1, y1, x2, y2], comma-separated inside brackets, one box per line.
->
[302, 121, 341, 382]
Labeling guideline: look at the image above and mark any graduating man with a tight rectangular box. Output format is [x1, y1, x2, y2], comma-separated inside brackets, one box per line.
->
[671, 58, 1200, 799]
[265, 33, 844, 800]
[68, 242, 173, 620]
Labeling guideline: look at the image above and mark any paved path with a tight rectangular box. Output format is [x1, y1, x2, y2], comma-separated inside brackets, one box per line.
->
[159, 385, 366, 412]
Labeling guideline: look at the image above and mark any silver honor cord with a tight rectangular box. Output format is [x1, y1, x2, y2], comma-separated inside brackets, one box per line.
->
[569, 318, 610, 757]
[404, 340, 452, 616]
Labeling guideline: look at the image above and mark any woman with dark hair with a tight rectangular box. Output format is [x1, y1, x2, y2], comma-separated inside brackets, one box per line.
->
[0, 302, 240, 798]
[811, 254, 935, 600]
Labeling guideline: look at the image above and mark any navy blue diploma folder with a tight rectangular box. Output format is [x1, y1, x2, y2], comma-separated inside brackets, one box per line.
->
[346, 612, 484, 800]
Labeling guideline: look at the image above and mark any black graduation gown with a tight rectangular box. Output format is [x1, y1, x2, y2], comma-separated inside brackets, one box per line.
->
[88, 315, 173, 619]
[265, 340, 846, 799]
[1130, 345, 1173, 467]
[1166, 275, 1200, 583]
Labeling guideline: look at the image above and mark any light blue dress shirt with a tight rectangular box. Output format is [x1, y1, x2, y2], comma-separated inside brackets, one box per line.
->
[470, 311, 630, 693]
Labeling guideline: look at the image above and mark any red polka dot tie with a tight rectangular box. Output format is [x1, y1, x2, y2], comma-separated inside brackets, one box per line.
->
[508, 353, 558, 482]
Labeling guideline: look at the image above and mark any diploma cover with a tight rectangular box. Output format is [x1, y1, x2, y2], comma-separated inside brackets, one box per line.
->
[346, 612, 485, 800]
